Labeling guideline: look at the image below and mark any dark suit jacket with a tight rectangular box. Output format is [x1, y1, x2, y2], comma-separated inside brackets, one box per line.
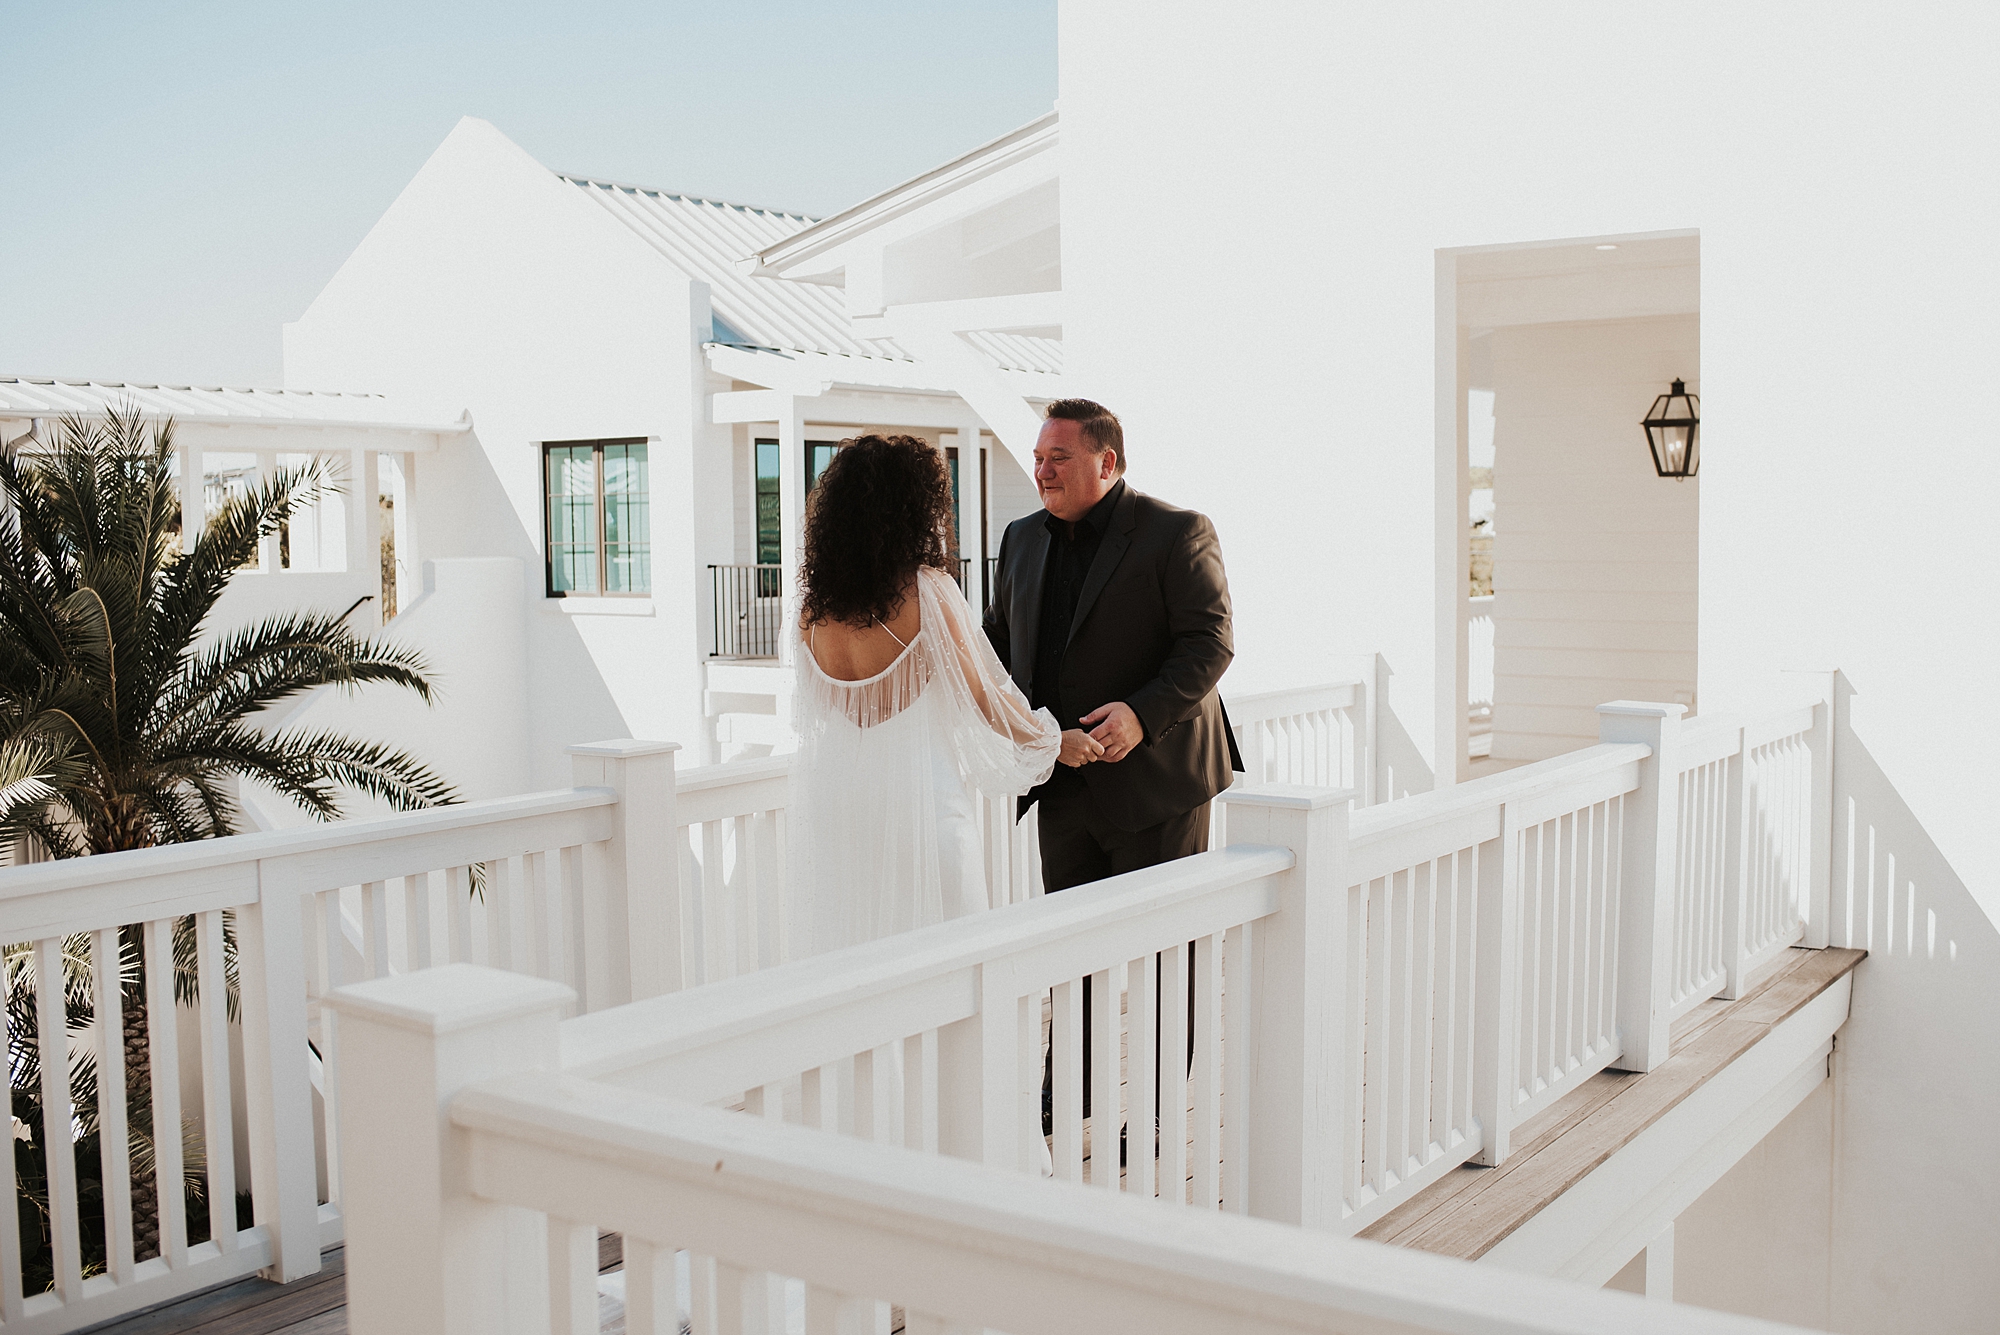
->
[983, 485, 1242, 832]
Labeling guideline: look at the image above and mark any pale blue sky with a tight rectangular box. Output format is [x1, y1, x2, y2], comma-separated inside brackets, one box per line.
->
[0, 1, 1057, 387]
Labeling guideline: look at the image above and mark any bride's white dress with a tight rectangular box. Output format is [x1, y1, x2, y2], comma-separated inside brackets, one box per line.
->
[789, 566, 1061, 956]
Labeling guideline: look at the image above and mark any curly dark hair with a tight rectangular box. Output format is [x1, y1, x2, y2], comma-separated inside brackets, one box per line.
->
[799, 433, 959, 627]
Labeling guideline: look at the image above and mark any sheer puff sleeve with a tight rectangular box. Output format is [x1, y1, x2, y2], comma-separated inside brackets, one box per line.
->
[916, 567, 1060, 794]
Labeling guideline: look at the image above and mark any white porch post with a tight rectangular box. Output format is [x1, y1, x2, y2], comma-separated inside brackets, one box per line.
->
[1219, 784, 1351, 1231]
[568, 739, 681, 1004]
[329, 964, 573, 1335]
[177, 441, 202, 554]
[1599, 701, 1685, 1074]
[344, 448, 382, 628]
[776, 396, 804, 664]
[952, 412, 986, 617]
[256, 450, 280, 572]
[1784, 668, 1839, 950]
[395, 451, 421, 615]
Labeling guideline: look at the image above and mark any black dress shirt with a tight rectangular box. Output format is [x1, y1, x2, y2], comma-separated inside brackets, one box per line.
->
[1032, 479, 1127, 731]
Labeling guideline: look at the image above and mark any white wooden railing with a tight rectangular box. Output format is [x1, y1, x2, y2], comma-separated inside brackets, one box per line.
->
[329, 689, 1840, 1332]
[334, 965, 1804, 1335]
[0, 680, 1829, 1331]
[0, 681, 1363, 1331]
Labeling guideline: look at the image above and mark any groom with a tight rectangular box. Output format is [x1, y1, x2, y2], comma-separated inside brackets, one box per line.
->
[983, 397, 1241, 891]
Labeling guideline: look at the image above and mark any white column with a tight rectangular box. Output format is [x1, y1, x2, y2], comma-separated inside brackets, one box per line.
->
[257, 450, 280, 572]
[395, 451, 421, 615]
[329, 964, 573, 1335]
[776, 397, 804, 664]
[177, 441, 202, 554]
[358, 450, 382, 628]
[1219, 783, 1352, 1231]
[1599, 701, 1685, 1074]
[952, 414, 986, 617]
[567, 739, 681, 1003]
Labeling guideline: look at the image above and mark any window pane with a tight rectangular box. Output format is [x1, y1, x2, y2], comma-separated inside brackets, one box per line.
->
[546, 444, 597, 594]
[602, 442, 650, 594]
[755, 439, 780, 567]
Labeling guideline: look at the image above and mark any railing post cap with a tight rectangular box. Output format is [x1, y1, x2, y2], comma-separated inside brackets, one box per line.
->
[1595, 701, 1687, 719]
[1218, 783, 1355, 811]
[327, 963, 574, 1037]
[567, 739, 682, 759]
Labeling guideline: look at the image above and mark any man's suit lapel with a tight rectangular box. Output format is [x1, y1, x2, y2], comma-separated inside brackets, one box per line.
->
[1068, 486, 1137, 645]
[1014, 520, 1052, 693]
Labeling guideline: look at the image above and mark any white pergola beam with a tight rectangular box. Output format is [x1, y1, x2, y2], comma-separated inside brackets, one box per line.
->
[711, 390, 798, 425]
[858, 291, 1061, 338]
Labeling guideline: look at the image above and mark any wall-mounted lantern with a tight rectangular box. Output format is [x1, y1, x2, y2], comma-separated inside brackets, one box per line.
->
[1641, 378, 1700, 478]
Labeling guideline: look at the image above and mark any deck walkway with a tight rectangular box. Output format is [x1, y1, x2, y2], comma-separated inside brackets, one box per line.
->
[1358, 945, 1865, 1260]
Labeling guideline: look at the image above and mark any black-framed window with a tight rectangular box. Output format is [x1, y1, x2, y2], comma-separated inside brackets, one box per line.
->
[752, 436, 841, 575]
[544, 438, 650, 596]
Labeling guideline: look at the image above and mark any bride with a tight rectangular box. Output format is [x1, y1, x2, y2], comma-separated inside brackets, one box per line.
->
[789, 434, 1066, 955]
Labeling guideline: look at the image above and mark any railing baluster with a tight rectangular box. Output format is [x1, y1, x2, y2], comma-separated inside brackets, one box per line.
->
[548, 1215, 598, 1335]
[1127, 952, 1158, 1197]
[623, 1236, 676, 1335]
[903, 1029, 937, 1153]
[446, 864, 472, 963]
[1221, 924, 1251, 1214]
[1089, 966, 1121, 1193]
[196, 910, 237, 1252]
[403, 872, 432, 971]
[1192, 934, 1223, 1208]
[702, 819, 729, 983]
[0, 946, 20, 1318]
[1159, 944, 1190, 1202]
[361, 880, 388, 978]
[93, 927, 137, 1282]
[319, 890, 348, 1209]
[561, 844, 589, 1010]
[1051, 979, 1083, 1182]
[143, 919, 188, 1268]
[34, 937, 84, 1301]
[486, 856, 515, 971]
[524, 851, 555, 981]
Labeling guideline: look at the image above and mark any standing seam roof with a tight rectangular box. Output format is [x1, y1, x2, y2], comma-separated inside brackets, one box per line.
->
[562, 178, 1061, 378]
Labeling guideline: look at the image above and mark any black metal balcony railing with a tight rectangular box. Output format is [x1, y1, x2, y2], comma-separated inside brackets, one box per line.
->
[710, 564, 784, 657]
[709, 558, 1005, 657]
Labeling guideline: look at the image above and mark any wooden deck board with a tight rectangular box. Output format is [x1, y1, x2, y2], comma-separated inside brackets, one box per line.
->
[1364, 946, 1863, 1262]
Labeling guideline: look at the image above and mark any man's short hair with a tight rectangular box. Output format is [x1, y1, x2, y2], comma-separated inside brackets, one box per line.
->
[1044, 398, 1125, 475]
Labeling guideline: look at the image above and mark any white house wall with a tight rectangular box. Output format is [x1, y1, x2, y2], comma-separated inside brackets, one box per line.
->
[284, 116, 709, 788]
[1059, 4, 1998, 1330]
[1057, 0, 1997, 905]
[1488, 316, 1700, 762]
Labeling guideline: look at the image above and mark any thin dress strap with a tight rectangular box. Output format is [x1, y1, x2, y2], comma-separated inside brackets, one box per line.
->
[873, 616, 912, 650]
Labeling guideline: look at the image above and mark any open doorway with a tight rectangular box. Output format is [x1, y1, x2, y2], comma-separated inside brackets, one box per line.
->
[1437, 232, 1700, 782]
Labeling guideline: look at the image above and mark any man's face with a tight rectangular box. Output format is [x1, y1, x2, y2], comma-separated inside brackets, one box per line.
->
[1034, 418, 1118, 523]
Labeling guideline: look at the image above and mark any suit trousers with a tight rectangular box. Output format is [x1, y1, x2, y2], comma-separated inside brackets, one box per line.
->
[1035, 766, 1208, 1122]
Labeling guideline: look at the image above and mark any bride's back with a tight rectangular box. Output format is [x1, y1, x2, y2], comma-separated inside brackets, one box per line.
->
[800, 579, 921, 682]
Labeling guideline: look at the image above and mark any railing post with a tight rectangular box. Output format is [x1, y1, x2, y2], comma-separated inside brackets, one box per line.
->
[1720, 725, 1752, 999]
[1598, 702, 1685, 1074]
[1219, 784, 1352, 1231]
[1470, 812, 1519, 1166]
[234, 878, 323, 1282]
[1784, 669, 1839, 950]
[329, 964, 574, 1335]
[569, 740, 682, 1004]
